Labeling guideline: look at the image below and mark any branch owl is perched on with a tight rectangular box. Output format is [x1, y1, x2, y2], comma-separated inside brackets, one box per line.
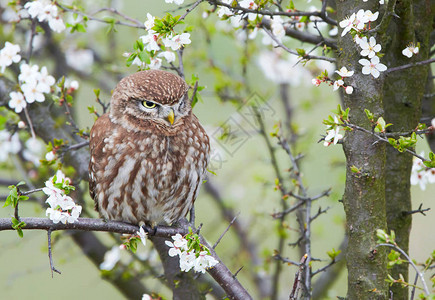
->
[89, 70, 210, 226]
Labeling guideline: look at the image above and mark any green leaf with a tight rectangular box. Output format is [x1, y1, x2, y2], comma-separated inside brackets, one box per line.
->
[93, 89, 100, 98]
[364, 109, 374, 121]
[326, 248, 341, 260]
[296, 48, 306, 57]
[350, 165, 361, 173]
[376, 229, 388, 243]
[138, 51, 150, 64]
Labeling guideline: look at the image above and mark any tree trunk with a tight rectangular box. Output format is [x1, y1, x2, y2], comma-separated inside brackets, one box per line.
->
[335, 1, 389, 298]
[382, 1, 433, 298]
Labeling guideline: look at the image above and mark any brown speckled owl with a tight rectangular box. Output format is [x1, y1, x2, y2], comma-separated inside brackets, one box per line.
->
[88, 70, 210, 226]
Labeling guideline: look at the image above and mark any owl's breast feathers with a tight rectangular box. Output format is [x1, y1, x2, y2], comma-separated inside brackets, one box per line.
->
[89, 113, 210, 225]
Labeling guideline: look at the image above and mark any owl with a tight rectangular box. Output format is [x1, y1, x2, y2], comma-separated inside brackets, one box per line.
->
[88, 70, 210, 226]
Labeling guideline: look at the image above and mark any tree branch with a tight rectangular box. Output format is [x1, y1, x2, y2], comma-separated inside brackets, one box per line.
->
[0, 217, 252, 300]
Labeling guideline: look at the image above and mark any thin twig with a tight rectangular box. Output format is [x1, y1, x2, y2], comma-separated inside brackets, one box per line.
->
[23, 107, 36, 140]
[402, 203, 430, 216]
[312, 259, 336, 276]
[47, 229, 61, 277]
[274, 254, 301, 266]
[57, 4, 145, 29]
[410, 271, 419, 300]
[377, 243, 429, 295]
[213, 213, 239, 249]
[91, 7, 144, 26]
[179, 0, 204, 22]
[310, 206, 330, 222]
[190, 80, 199, 103]
[263, 28, 336, 63]
[387, 58, 435, 74]
[343, 122, 428, 162]
[233, 266, 244, 277]
[27, 20, 37, 62]
[208, 0, 337, 25]
[64, 141, 89, 152]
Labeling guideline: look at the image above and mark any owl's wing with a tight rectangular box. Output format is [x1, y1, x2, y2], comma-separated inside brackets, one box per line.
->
[88, 113, 113, 208]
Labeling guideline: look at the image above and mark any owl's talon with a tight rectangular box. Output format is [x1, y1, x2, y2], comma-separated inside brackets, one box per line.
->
[143, 225, 157, 236]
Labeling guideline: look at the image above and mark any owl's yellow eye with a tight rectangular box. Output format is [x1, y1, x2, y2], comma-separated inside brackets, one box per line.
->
[142, 101, 157, 109]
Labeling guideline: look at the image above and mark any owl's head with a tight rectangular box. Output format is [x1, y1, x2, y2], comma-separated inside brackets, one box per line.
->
[110, 70, 190, 131]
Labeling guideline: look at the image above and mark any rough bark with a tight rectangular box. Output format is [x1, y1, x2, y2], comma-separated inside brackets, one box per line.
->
[381, 0, 433, 298]
[335, 1, 389, 298]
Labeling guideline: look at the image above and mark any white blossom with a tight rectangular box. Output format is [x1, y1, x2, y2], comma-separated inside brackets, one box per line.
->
[140, 32, 161, 52]
[46, 207, 66, 223]
[21, 81, 45, 103]
[179, 251, 196, 272]
[149, 57, 162, 70]
[22, 137, 44, 166]
[24, 0, 65, 33]
[239, 0, 258, 21]
[335, 66, 354, 77]
[402, 43, 419, 58]
[165, 0, 184, 5]
[144, 13, 155, 31]
[18, 121, 26, 129]
[163, 33, 191, 51]
[65, 79, 79, 90]
[18, 63, 40, 83]
[364, 10, 379, 22]
[329, 27, 338, 36]
[8, 91, 26, 113]
[48, 17, 66, 33]
[43, 180, 65, 208]
[271, 16, 285, 42]
[37, 66, 55, 93]
[165, 234, 218, 273]
[339, 13, 355, 37]
[324, 127, 343, 146]
[333, 79, 344, 91]
[410, 153, 428, 190]
[217, 0, 233, 18]
[354, 9, 368, 30]
[359, 56, 387, 78]
[45, 150, 56, 161]
[65, 48, 94, 73]
[0, 130, 21, 162]
[312, 78, 321, 86]
[345, 86, 354, 94]
[137, 227, 147, 246]
[100, 246, 121, 271]
[359, 36, 381, 58]
[0, 42, 21, 73]
[44, 170, 80, 224]
[193, 251, 219, 273]
[157, 51, 176, 63]
[324, 116, 343, 146]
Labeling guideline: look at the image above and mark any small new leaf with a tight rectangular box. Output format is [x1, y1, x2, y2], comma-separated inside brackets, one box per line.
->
[326, 248, 341, 260]
[365, 109, 374, 122]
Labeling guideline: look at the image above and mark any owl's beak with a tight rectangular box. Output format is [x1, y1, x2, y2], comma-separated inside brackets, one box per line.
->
[167, 109, 175, 125]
